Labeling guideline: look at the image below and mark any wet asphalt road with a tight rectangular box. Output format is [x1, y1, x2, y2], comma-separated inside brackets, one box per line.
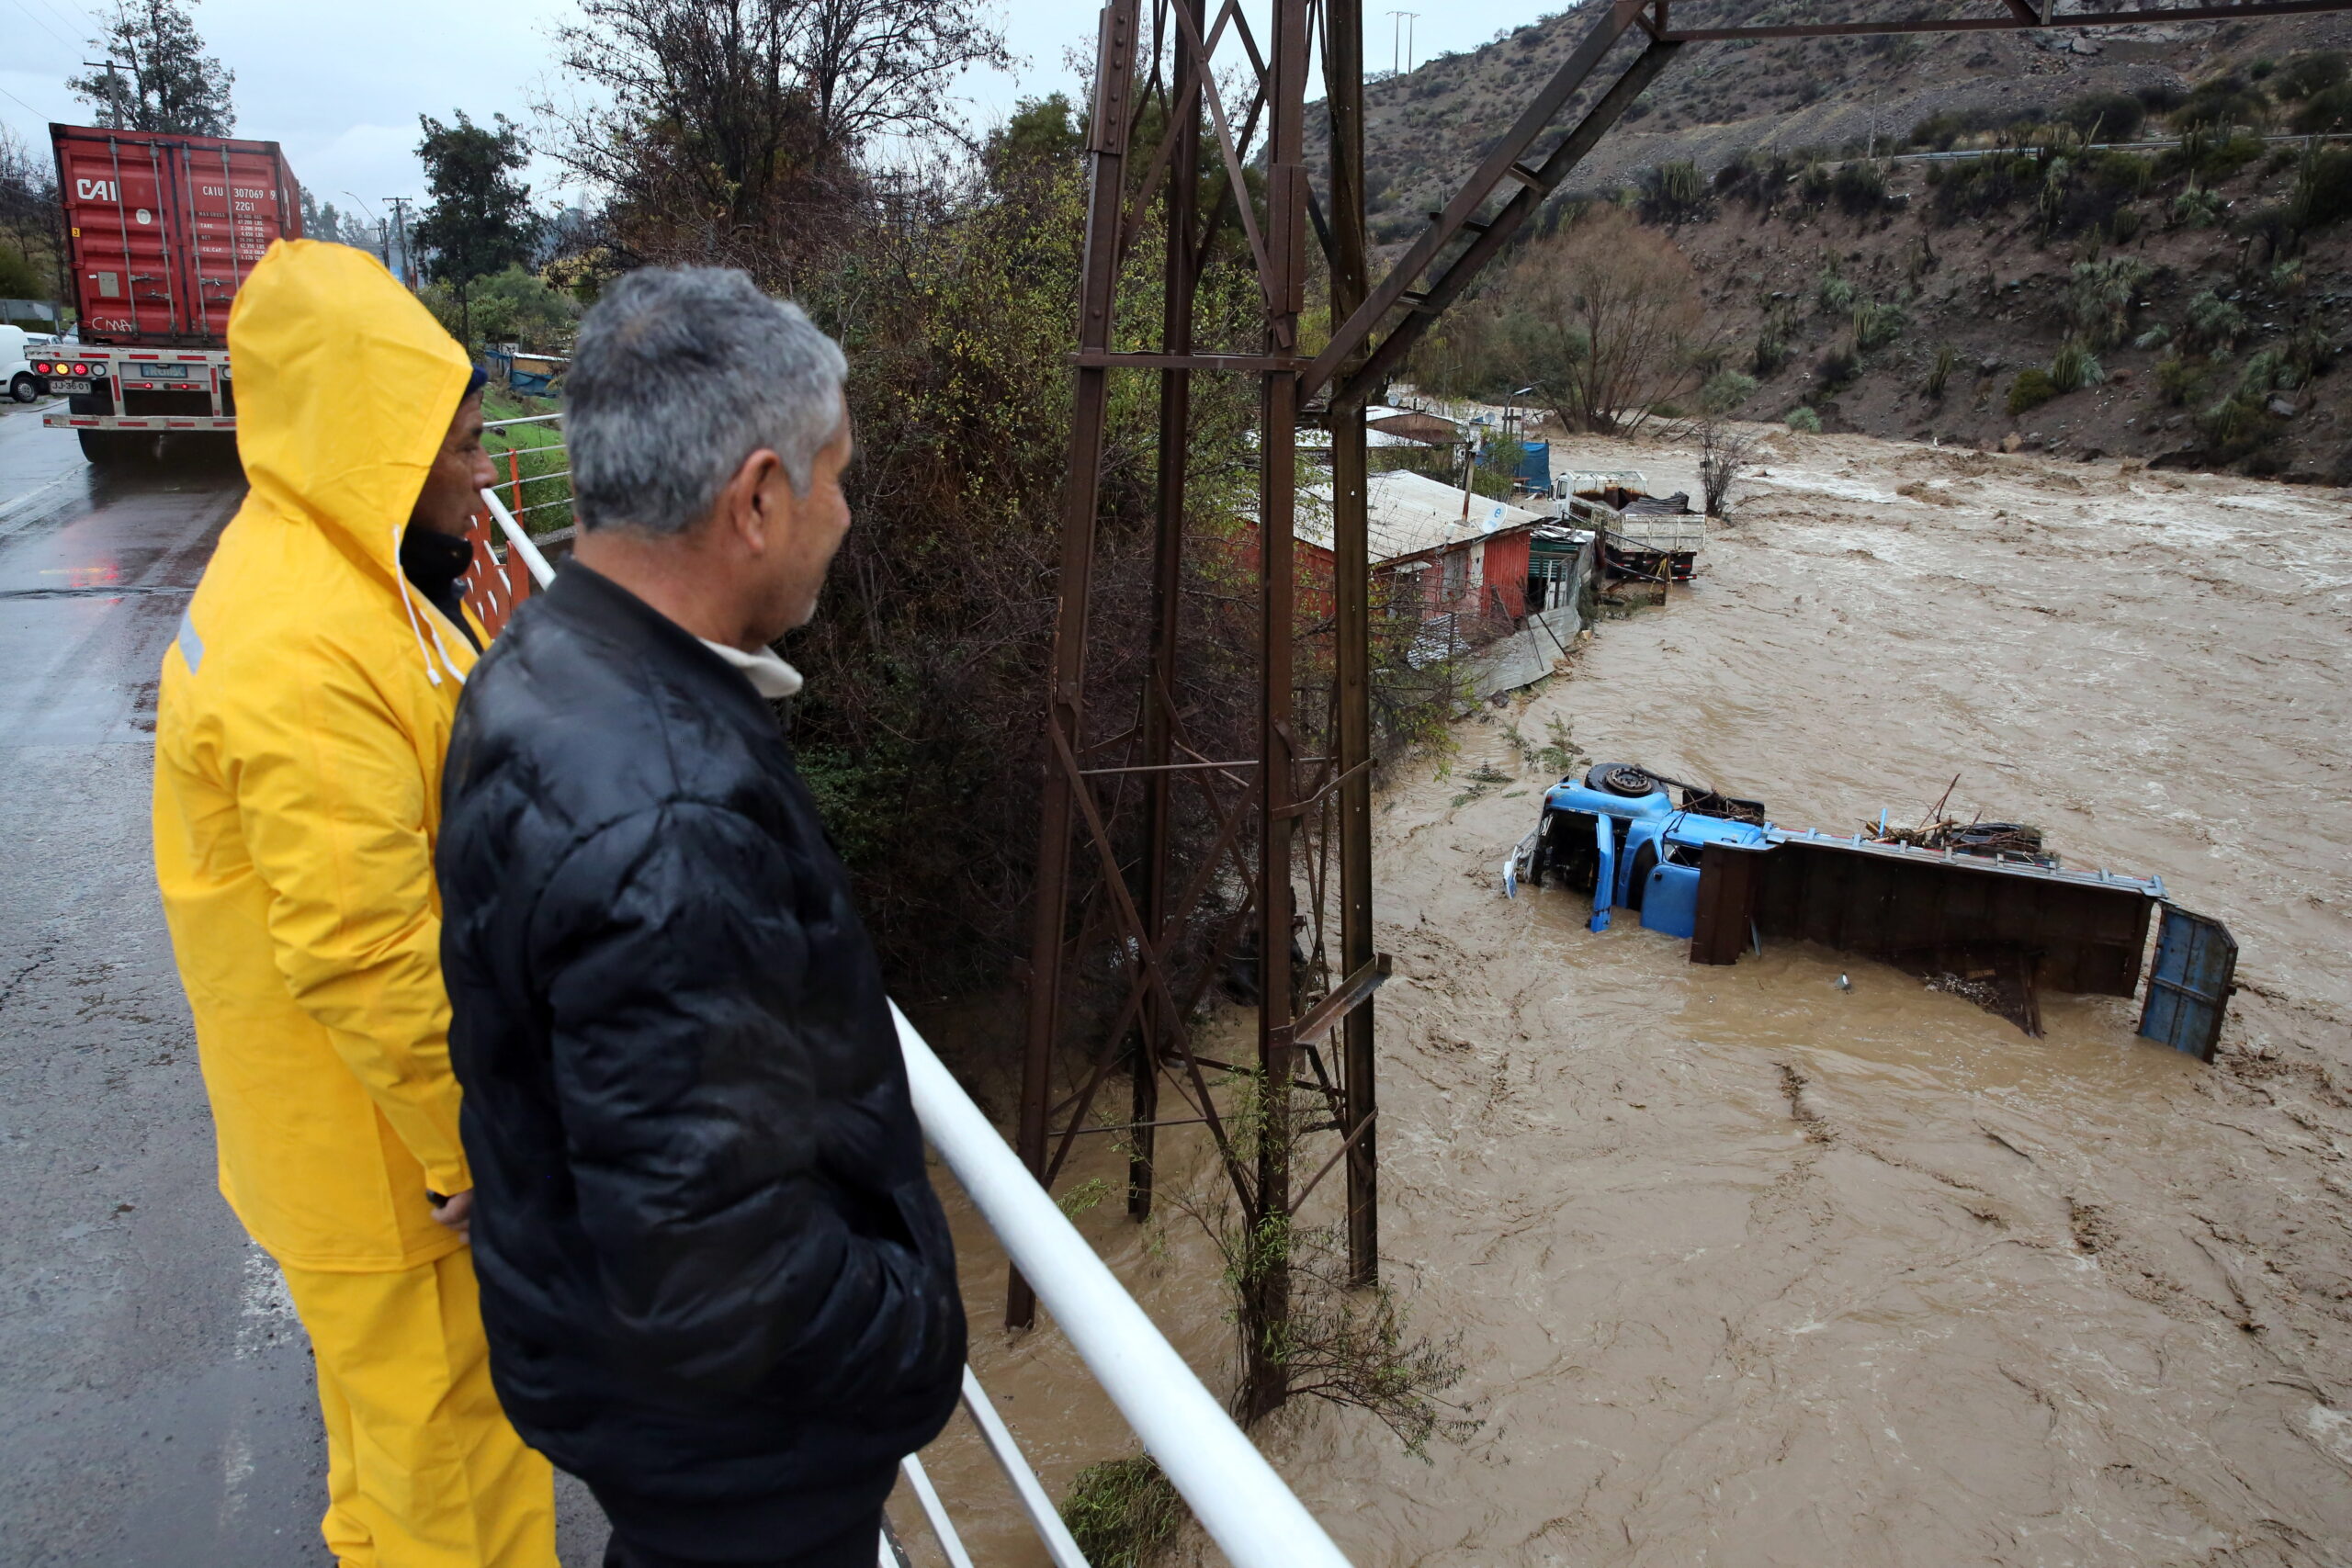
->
[0, 407, 605, 1564]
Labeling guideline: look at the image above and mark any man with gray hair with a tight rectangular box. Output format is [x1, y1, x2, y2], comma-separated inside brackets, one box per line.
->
[436, 267, 967, 1568]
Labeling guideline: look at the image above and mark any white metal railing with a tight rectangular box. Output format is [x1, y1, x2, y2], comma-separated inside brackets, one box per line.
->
[485, 542, 1353, 1568]
[891, 1002, 1352, 1568]
[482, 411, 577, 525]
[479, 488, 556, 587]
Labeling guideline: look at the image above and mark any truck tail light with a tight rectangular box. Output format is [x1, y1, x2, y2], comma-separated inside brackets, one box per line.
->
[72, 363, 88, 375]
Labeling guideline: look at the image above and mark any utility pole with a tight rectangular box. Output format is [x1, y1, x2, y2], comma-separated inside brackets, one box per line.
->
[1385, 11, 1418, 76]
[383, 197, 415, 290]
[81, 58, 133, 130]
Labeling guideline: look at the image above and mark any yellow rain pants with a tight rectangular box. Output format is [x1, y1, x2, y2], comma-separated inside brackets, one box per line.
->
[152, 240, 551, 1565]
[281, 1249, 556, 1568]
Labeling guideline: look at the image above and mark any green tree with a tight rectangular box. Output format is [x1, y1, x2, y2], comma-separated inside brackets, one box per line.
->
[300, 188, 359, 246]
[448, 264, 578, 351]
[0, 245, 41, 299]
[413, 112, 543, 346]
[986, 94, 1084, 182]
[0, 128, 61, 301]
[68, 0, 234, 135]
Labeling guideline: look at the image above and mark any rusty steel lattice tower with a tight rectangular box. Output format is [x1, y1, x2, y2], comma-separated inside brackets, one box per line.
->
[1016, 0, 2352, 1340]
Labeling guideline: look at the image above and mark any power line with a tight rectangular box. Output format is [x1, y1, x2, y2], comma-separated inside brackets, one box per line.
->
[5, 0, 74, 51]
[28, 0, 97, 38]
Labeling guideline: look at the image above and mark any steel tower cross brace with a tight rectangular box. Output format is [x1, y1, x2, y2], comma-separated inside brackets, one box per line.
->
[1015, 0, 2352, 1334]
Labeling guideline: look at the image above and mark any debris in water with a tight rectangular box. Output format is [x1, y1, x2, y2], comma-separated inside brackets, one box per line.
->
[1503, 761, 2237, 1055]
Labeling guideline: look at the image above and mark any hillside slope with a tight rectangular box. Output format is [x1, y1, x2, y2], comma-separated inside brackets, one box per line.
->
[1337, 1, 2352, 232]
[1328, 6, 2352, 478]
[1658, 155, 2352, 479]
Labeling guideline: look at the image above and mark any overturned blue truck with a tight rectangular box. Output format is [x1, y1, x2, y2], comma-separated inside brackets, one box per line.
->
[1505, 763, 2237, 1058]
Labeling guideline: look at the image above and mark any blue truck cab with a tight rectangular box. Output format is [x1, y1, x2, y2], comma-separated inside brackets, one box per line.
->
[1505, 763, 1771, 936]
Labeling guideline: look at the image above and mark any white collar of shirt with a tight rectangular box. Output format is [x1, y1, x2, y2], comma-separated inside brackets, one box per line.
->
[696, 637, 805, 700]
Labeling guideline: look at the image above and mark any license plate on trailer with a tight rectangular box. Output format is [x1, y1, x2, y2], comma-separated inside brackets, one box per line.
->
[44, 378, 93, 393]
[125, 364, 188, 379]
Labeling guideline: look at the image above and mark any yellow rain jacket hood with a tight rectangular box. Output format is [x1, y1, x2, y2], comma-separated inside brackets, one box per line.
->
[153, 239, 484, 1271]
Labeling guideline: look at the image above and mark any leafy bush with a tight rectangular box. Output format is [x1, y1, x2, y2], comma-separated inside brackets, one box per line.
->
[1784, 406, 1823, 433]
[2194, 336, 2332, 459]
[2172, 73, 2268, 132]
[1797, 162, 1834, 207]
[1817, 344, 1860, 390]
[468, 264, 580, 351]
[2049, 340, 2106, 393]
[2109, 206, 2144, 243]
[2291, 84, 2352, 134]
[2067, 255, 2153, 349]
[2158, 126, 2265, 183]
[2291, 147, 2352, 231]
[2060, 90, 2146, 141]
[2155, 354, 2209, 406]
[1700, 368, 1758, 415]
[1832, 161, 1889, 216]
[2036, 151, 2154, 235]
[2007, 367, 2059, 414]
[1753, 312, 1796, 376]
[2133, 324, 2173, 351]
[2171, 186, 2225, 229]
[1815, 265, 1858, 314]
[1714, 149, 1807, 209]
[1061, 1456, 1186, 1568]
[2183, 289, 2247, 353]
[0, 243, 40, 300]
[2271, 50, 2347, 101]
[2233, 344, 2306, 399]
[1851, 299, 1906, 352]
[2198, 388, 2278, 457]
[1929, 150, 2043, 221]
[1908, 105, 2044, 151]
[1642, 159, 1709, 222]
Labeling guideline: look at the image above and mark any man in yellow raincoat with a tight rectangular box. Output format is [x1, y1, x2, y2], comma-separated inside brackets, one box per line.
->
[151, 239, 558, 1567]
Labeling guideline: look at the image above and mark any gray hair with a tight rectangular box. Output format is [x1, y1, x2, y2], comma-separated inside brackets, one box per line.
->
[565, 266, 848, 536]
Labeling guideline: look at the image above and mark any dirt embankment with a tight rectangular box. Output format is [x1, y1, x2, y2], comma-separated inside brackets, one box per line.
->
[1657, 158, 2352, 481]
[912, 429, 2352, 1568]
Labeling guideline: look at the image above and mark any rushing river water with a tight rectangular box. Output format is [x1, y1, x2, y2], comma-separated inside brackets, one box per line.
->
[905, 431, 2352, 1568]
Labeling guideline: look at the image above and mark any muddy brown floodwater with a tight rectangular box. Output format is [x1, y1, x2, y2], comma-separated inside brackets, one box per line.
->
[899, 431, 2352, 1568]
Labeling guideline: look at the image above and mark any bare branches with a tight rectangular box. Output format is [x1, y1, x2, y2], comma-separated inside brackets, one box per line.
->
[797, 0, 1014, 152]
[1698, 420, 1760, 518]
[1511, 206, 1707, 434]
[536, 0, 1009, 277]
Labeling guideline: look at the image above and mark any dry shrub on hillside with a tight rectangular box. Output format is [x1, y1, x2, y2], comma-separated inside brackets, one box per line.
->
[1489, 206, 1708, 434]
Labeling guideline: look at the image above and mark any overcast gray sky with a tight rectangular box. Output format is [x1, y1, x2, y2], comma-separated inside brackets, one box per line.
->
[0, 0, 1560, 220]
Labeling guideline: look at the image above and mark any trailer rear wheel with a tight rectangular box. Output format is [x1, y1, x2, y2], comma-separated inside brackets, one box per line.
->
[77, 429, 144, 467]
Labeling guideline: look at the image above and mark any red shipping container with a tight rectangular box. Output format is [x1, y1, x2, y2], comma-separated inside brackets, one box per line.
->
[51, 124, 302, 348]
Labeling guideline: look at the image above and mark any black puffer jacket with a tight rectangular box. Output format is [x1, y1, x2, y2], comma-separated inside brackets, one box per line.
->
[437, 562, 965, 1509]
